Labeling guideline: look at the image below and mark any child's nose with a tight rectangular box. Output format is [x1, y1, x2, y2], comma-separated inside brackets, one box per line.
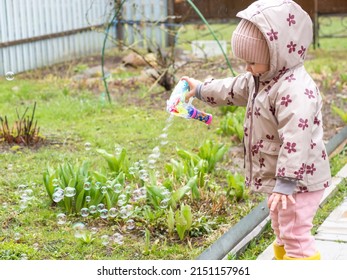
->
[245, 64, 252, 72]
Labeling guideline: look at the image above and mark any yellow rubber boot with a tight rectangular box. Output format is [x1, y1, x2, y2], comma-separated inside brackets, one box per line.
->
[273, 242, 286, 260]
[283, 252, 321, 260]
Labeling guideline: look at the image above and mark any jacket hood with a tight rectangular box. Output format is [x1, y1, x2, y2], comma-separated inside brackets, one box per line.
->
[235, 0, 313, 81]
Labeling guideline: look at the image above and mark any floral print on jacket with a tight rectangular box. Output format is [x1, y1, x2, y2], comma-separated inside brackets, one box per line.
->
[197, 0, 331, 194]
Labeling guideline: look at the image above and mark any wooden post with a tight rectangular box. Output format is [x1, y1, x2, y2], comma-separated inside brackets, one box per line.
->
[115, 0, 124, 50]
[167, 0, 175, 47]
[313, 0, 319, 48]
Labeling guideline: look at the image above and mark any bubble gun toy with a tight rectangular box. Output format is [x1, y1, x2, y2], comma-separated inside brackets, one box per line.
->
[166, 80, 212, 125]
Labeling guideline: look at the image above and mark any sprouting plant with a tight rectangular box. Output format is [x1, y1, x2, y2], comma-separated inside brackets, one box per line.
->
[97, 148, 129, 175]
[197, 139, 228, 172]
[43, 161, 125, 214]
[175, 203, 192, 240]
[340, 73, 347, 85]
[0, 102, 44, 146]
[331, 102, 347, 124]
[78, 231, 95, 244]
[142, 228, 151, 255]
[190, 215, 217, 237]
[216, 109, 245, 142]
[219, 105, 239, 116]
[167, 207, 175, 236]
[226, 172, 247, 201]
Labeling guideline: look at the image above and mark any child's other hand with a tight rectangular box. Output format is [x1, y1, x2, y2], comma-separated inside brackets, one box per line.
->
[268, 192, 296, 211]
[181, 76, 202, 102]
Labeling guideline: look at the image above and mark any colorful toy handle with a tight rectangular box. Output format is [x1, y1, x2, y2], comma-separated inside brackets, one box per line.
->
[187, 106, 213, 125]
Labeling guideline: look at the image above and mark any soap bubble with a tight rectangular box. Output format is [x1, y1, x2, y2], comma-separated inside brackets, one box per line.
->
[97, 203, 105, 212]
[101, 186, 107, 194]
[125, 185, 132, 194]
[113, 183, 122, 193]
[5, 71, 15, 81]
[33, 243, 39, 251]
[52, 179, 59, 187]
[72, 222, 86, 238]
[101, 235, 109, 245]
[129, 166, 136, 175]
[80, 208, 89, 217]
[21, 188, 34, 201]
[85, 196, 91, 203]
[89, 205, 97, 214]
[18, 184, 27, 191]
[117, 194, 127, 206]
[119, 206, 130, 219]
[64, 187, 76, 197]
[113, 232, 124, 245]
[152, 146, 160, 158]
[162, 189, 171, 199]
[99, 209, 108, 219]
[126, 219, 135, 230]
[132, 189, 142, 201]
[147, 158, 156, 169]
[19, 199, 28, 210]
[139, 187, 146, 198]
[83, 182, 91, 191]
[14, 232, 21, 241]
[108, 207, 117, 218]
[57, 213, 67, 225]
[114, 145, 122, 155]
[90, 227, 98, 235]
[52, 188, 64, 203]
[139, 169, 149, 181]
[52, 191, 64, 203]
[160, 198, 170, 209]
[84, 142, 91, 151]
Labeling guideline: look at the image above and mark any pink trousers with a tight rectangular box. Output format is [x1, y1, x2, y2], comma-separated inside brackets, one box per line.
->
[269, 189, 325, 258]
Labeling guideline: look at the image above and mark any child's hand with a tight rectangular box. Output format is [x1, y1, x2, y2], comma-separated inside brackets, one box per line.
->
[180, 76, 202, 102]
[268, 192, 296, 211]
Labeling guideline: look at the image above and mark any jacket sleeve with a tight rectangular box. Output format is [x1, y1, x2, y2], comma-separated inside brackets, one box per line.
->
[274, 70, 321, 181]
[196, 73, 252, 107]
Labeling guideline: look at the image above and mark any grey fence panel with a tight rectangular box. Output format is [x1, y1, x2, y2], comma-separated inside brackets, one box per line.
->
[122, 0, 168, 50]
[0, 0, 114, 76]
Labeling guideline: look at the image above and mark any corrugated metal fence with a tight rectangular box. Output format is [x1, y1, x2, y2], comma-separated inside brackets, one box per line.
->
[0, 0, 170, 76]
[120, 0, 169, 49]
[0, 0, 114, 76]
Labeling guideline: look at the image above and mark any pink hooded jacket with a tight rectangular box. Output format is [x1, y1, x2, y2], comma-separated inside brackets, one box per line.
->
[196, 0, 331, 194]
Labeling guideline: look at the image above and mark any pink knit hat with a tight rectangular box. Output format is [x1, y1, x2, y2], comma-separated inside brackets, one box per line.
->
[231, 19, 270, 65]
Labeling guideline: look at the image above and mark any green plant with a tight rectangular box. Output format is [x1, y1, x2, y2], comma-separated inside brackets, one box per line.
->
[331, 103, 347, 124]
[197, 139, 228, 172]
[226, 172, 247, 201]
[73, 64, 88, 73]
[97, 148, 129, 175]
[219, 105, 238, 116]
[175, 204, 193, 240]
[216, 109, 245, 142]
[43, 161, 125, 214]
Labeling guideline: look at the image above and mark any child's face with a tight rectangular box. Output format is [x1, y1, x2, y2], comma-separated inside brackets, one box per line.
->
[245, 62, 269, 76]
